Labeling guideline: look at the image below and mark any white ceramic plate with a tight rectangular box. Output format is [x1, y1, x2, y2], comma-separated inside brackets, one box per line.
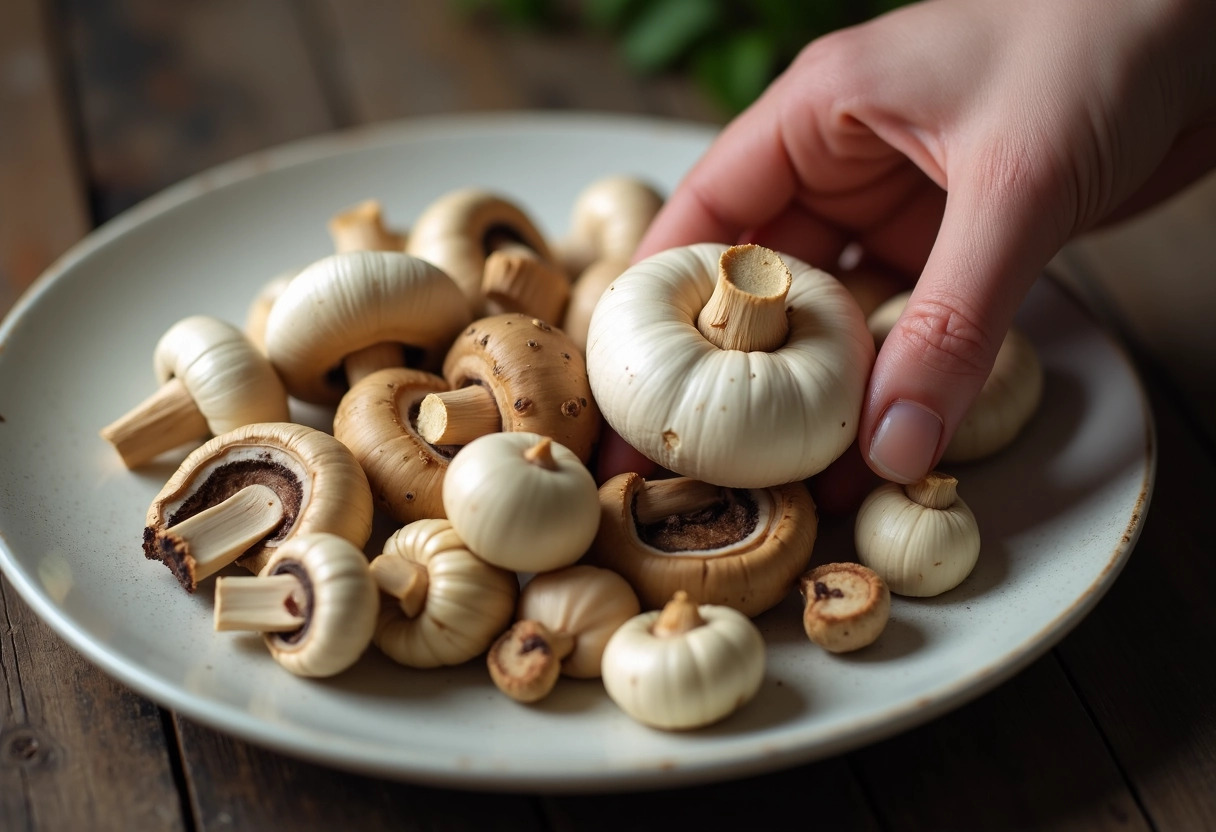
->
[0, 113, 1153, 793]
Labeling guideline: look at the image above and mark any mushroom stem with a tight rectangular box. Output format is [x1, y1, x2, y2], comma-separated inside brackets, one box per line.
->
[155, 484, 285, 589]
[213, 573, 308, 632]
[415, 386, 501, 445]
[328, 199, 407, 253]
[652, 591, 707, 637]
[523, 436, 558, 471]
[482, 245, 570, 323]
[370, 553, 430, 618]
[634, 477, 725, 525]
[343, 342, 405, 388]
[697, 244, 792, 353]
[100, 377, 211, 468]
[487, 619, 576, 704]
[906, 471, 959, 510]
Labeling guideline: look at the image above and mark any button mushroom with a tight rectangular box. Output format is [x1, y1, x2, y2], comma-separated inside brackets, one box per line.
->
[798, 562, 891, 653]
[213, 531, 378, 678]
[586, 242, 875, 488]
[587, 472, 817, 617]
[554, 175, 664, 278]
[414, 313, 601, 464]
[441, 432, 600, 574]
[854, 471, 981, 597]
[143, 421, 374, 592]
[244, 270, 299, 355]
[101, 315, 290, 468]
[332, 367, 454, 523]
[486, 564, 640, 703]
[370, 518, 518, 668]
[263, 250, 470, 405]
[328, 199, 406, 253]
[600, 590, 766, 731]
[562, 257, 629, 354]
[868, 289, 1044, 462]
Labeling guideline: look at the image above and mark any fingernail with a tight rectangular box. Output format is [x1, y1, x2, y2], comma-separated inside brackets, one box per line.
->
[868, 400, 943, 484]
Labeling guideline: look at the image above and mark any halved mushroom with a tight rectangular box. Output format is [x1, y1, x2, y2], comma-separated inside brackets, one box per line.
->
[332, 367, 454, 523]
[264, 250, 470, 405]
[213, 532, 378, 678]
[101, 315, 290, 468]
[415, 313, 601, 463]
[586, 472, 817, 617]
[328, 199, 406, 253]
[555, 175, 664, 278]
[486, 564, 639, 703]
[798, 562, 890, 653]
[143, 421, 374, 592]
[586, 243, 874, 487]
[371, 518, 518, 668]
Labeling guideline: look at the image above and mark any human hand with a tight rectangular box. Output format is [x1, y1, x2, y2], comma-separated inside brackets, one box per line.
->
[600, 0, 1216, 496]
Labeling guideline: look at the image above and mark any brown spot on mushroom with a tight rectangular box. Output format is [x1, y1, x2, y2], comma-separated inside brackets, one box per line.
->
[479, 334, 490, 347]
[526, 339, 539, 349]
[662, 430, 679, 450]
[404, 491, 416, 502]
[813, 581, 844, 600]
[561, 399, 582, 418]
[561, 352, 571, 361]
[514, 397, 533, 413]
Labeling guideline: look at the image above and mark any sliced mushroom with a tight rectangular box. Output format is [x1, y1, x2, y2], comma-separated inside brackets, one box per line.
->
[213, 532, 378, 678]
[101, 315, 290, 468]
[371, 518, 518, 668]
[328, 199, 406, 253]
[415, 313, 601, 463]
[587, 472, 817, 617]
[555, 175, 664, 278]
[264, 250, 470, 405]
[798, 562, 890, 653]
[143, 421, 374, 592]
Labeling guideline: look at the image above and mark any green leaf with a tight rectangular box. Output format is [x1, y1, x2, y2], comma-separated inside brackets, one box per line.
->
[693, 29, 778, 115]
[582, 0, 646, 31]
[619, 0, 722, 74]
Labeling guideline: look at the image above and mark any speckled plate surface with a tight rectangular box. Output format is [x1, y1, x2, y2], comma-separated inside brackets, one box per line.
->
[0, 113, 1153, 793]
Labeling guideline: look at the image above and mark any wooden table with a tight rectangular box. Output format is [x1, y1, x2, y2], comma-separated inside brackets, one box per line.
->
[4, 3, 1215, 830]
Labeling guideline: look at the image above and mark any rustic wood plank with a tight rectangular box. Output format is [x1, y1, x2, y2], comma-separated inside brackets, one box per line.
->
[851, 654, 1151, 831]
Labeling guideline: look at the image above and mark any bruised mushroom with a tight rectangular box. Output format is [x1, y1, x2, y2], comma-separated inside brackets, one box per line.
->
[586, 243, 874, 487]
[213, 532, 378, 678]
[333, 367, 454, 523]
[370, 518, 517, 669]
[600, 591, 766, 731]
[587, 472, 817, 617]
[101, 315, 289, 468]
[143, 422, 374, 592]
[442, 432, 600, 573]
[487, 564, 639, 703]
[264, 250, 470, 405]
[798, 562, 890, 653]
[415, 313, 601, 463]
[328, 199, 406, 253]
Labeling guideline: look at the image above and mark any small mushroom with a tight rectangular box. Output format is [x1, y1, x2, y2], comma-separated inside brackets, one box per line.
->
[264, 250, 470, 405]
[332, 367, 454, 523]
[406, 187, 560, 316]
[486, 564, 640, 703]
[798, 562, 891, 653]
[213, 532, 378, 678]
[415, 313, 601, 463]
[555, 175, 664, 278]
[868, 290, 1044, 462]
[600, 591, 766, 731]
[562, 256, 630, 354]
[371, 518, 518, 668]
[244, 270, 299, 355]
[328, 199, 406, 253]
[586, 243, 874, 487]
[854, 471, 981, 597]
[587, 472, 817, 617]
[442, 432, 600, 573]
[143, 422, 374, 592]
[101, 315, 290, 468]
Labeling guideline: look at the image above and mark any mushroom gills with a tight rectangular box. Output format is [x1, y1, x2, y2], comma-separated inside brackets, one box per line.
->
[634, 483, 765, 556]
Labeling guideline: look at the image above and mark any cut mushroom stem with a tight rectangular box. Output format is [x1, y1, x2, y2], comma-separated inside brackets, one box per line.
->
[213, 573, 308, 632]
[100, 377, 211, 468]
[416, 385, 501, 445]
[328, 199, 406, 253]
[155, 484, 285, 589]
[697, 244, 792, 352]
[798, 562, 890, 653]
[482, 245, 570, 323]
[906, 471, 958, 510]
[487, 619, 576, 704]
[369, 553, 430, 618]
[633, 477, 725, 525]
[651, 591, 706, 637]
[523, 436, 558, 471]
[343, 341, 407, 388]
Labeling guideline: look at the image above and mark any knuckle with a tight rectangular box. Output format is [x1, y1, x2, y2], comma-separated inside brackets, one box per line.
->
[894, 300, 995, 380]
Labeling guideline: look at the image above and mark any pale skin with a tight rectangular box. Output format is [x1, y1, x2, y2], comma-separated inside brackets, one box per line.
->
[597, 0, 1216, 503]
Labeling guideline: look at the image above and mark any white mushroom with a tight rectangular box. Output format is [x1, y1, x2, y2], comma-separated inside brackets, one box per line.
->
[798, 562, 891, 653]
[213, 532, 378, 678]
[562, 256, 630, 354]
[586, 243, 874, 487]
[101, 315, 289, 468]
[328, 199, 406, 253]
[555, 175, 664, 278]
[244, 270, 299, 355]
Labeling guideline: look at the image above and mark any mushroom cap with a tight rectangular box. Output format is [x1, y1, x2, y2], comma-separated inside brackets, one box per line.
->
[407, 187, 557, 314]
[587, 473, 817, 617]
[562, 256, 630, 354]
[373, 518, 519, 668]
[144, 422, 374, 576]
[259, 532, 379, 678]
[442, 313, 601, 463]
[798, 562, 891, 653]
[516, 564, 640, 679]
[557, 175, 664, 277]
[153, 315, 289, 434]
[333, 367, 454, 524]
[264, 250, 470, 405]
[244, 269, 299, 354]
[586, 242, 874, 487]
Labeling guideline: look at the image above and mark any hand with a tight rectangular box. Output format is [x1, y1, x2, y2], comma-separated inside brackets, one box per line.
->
[602, 0, 1216, 492]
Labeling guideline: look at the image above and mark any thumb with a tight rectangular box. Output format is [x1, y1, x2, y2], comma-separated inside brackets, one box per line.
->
[860, 155, 1066, 483]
